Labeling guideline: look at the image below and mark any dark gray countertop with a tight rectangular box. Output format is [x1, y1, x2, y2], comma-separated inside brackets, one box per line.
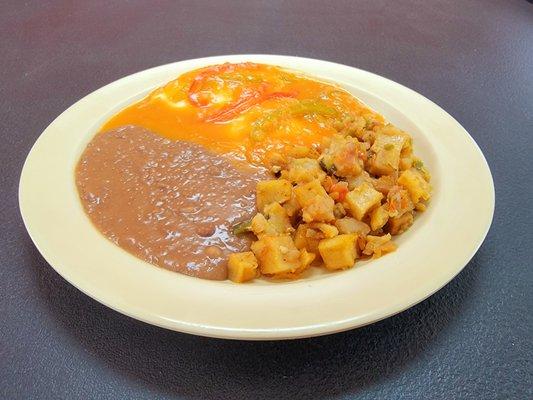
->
[1, 1, 532, 399]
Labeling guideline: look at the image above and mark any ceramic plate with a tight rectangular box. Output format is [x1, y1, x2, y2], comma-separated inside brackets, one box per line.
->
[19, 55, 494, 340]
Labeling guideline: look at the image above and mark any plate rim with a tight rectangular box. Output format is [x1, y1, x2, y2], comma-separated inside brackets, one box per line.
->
[19, 54, 495, 340]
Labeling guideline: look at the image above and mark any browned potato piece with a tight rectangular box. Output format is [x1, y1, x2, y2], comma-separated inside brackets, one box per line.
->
[251, 235, 302, 275]
[319, 134, 364, 178]
[370, 133, 406, 175]
[287, 158, 326, 184]
[272, 248, 316, 280]
[345, 183, 383, 220]
[347, 171, 373, 191]
[293, 224, 308, 250]
[256, 179, 292, 212]
[250, 213, 277, 237]
[363, 234, 397, 258]
[370, 205, 389, 231]
[372, 175, 397, 195]
[282, 192, 301, 218]
[299, 249, 316, 268]
[388, 211, 414, 235]
[294, 179, 335, 222]
[397, 169, 431, 203]
[334, 217, 371, 236]
[293, 224, 321, 254]
[228, 252, 259, 283]
[318, 234, 358, 270]
[263, 202, 293, 234]
[307, 222, 339, 238]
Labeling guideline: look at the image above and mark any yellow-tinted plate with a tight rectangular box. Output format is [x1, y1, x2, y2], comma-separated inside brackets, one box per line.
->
[19, 55, 494, 340]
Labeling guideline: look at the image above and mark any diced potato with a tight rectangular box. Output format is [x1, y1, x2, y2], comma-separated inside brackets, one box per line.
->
[362, 234, 397, 258]
[347, 171, 372, 190]
[388, 211, 414, 235]
[282, 192, 301, 218]
[287, 158, 326, 184]
[294, 179, 327, 205]
[293, 224, 308, 250]
[293, 224, 321, 254]
[251, 235, 302, 275]
[308, 222, 338, 238]
[333, 203, 347, 219]
[227, 252, 259, 283]
[386, 186, 414, 218]
[294, 179, 335, 222]
[318, 234, 358, 270]
[370, 131, 407, 175]
[319, 134, 364, 177]
[334, 217, 370, 236]
[299, 249, 316, 268]
[250, 213, 277, 237]
[397, 169, 431, 203]
[263, 203, 293, 234]
[305, 227, 324, 254]
[272, 248, 316, 280]
[370, 205, 389, 231]
[256, 179, 292, 212]
[372, 175, 396, 195]
[345, 183, 384, 220]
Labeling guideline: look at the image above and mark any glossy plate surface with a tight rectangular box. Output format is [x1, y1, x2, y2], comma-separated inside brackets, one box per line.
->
[19, 55, 494, 340]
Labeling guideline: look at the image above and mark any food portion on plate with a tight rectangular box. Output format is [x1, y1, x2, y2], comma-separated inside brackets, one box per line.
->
[76, 62, 431, 282]
[76, 125, 264, 280]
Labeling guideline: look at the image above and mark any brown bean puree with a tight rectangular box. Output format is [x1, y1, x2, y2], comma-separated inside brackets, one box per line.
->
[76, 125, 264, 280]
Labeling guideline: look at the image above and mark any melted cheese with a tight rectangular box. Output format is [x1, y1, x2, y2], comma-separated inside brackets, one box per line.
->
[100, 62, 381, 165]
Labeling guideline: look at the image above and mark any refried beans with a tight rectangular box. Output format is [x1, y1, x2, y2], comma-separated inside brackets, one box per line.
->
[76, 125, 264, 280]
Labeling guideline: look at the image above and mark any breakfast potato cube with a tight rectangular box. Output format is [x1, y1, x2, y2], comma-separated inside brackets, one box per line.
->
[282, 192, 301, 218]
[293, 224, 308, 250]
[251, 235, 302, 275]
[256, 179, 292, 212]
[363, 234, 397, 258]
[287, 158, 326, 184]
[335, 217, 371, 236]
[250, 213, 277, 237]
[370, 205, 389, 231]
[293, 224, 321, 254]
[388, 211, 414, 235]
[227, 252, 259, 283]
[270, 248, 316, 280]
[299, 249, 316, 269]
[345, 183, 384, 220]
[318, 234, 357, 270]
[372, 174, 397, 195]
[294, 179, 335, 222]
[294, 179, 327, 205]
[263, 202, 293, 234]
[319, 134, 364, 178]
[307, 222, 339, 238]
[370, 131, 407, 175]
[397, 169, 431, 204]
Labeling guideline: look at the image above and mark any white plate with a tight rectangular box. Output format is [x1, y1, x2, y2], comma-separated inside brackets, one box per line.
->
[19, 55, 494, 340]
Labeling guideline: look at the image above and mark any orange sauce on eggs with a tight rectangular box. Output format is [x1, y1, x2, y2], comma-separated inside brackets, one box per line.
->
[101, 62, 381, 165]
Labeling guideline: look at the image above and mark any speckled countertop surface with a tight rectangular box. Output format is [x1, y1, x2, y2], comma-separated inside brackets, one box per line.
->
[1, 1, 532, 399]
